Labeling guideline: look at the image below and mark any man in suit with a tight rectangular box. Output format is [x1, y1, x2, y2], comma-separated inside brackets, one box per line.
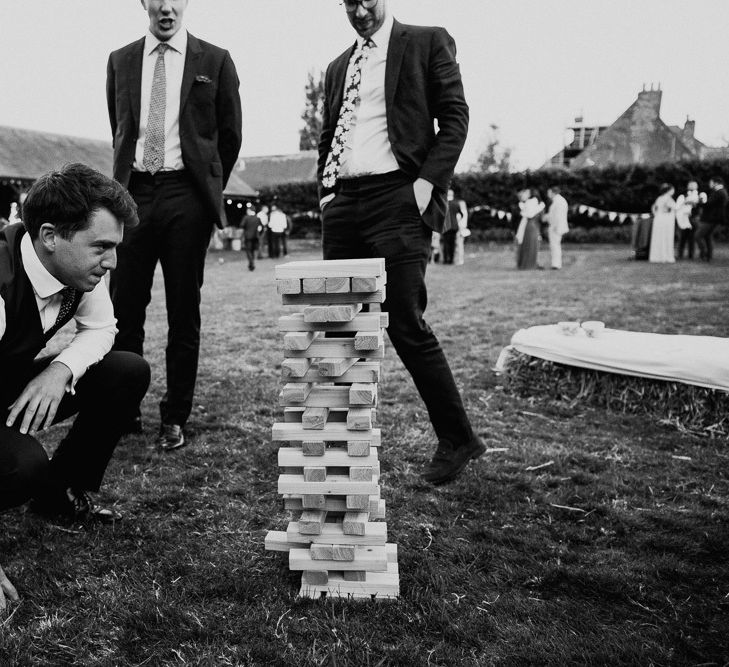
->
[0, 164, 151, 609]
[695, 176, 727, 262]
[546, 187, 569, 270]
[318, 0, 485, 485]
[106, 0, 242, 450]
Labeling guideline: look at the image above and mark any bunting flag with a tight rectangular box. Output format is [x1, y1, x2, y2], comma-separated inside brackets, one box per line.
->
[468, 201, 652, 226]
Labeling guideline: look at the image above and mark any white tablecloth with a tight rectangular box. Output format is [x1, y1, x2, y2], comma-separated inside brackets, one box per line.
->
[496, 324, 729, 392]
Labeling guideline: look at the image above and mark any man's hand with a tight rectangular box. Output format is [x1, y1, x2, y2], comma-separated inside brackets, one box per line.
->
[6, 361, 72, 434]
[413, 178, 434, 215]
[0, 562, 19, 613]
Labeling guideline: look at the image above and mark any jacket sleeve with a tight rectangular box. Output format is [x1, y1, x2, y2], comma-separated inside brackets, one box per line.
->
[216, 50, 243, 187]
[106, 53, 118, 145]
[417, 28, 469, 190]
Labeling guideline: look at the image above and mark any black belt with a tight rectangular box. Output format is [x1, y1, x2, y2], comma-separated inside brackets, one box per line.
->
[337, 170, 409, 192]
[129, 169, 189, 186]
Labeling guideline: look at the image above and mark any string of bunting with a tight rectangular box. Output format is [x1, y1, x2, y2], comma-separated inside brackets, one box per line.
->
[469, 203, 652, 224]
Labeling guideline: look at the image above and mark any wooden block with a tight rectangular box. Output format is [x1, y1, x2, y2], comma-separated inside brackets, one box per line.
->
[349, 383, 377, 406]
[284, 288, 385, 307]
[283, 493, 381, 515]
[310, 544, 356, 561]
[351, 274, 386, 293]
[276, 278, 301, 295]
[303, 303, 362, 323]
[286, 521, 387, 546]
[278, 474, 379, 496]
[299, 561, 399, 599]
[303, 466, 326, 482]
[278, 447, 378, 468]
[342, 571, 368, 582]
[299, 510, 326, 535]
[302, 277, 326, 293]
[301, 570, 328, 586]
[282, 408, 354, 425]
[289, 545, 388, 572]
[348, 440, 371, 456]
[302, 407, 329, 430]
[281, 383, 311, 404]
[373, 498, 386, 520]
[264, 530, 290, 551]
[347, 407, 374, 430]
[278, 312, 389, 333]
[284, 361, 380, 384]
[325, 277, 351, 293]
[272, 423, 381, 445]
[302, 440, 325, 456]
[275, 258, 385, 280]
[350, 467, 374, 482]
[354, 330, 384, 352]
[301, 494, 326, 509]
[284, 338, 384, 359]
[283, 331, 318, 351]
[317, 357, 358, 378]
[343, 512, 368, 536]
[346, 495, 371, 510]
[281, 358, 311, 379]
[280, 386, 350, 409]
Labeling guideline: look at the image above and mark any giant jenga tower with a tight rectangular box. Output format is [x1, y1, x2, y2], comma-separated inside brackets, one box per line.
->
[265, 258, 399, 599]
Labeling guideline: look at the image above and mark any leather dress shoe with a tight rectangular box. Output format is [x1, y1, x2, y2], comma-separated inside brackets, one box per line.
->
[422, 437, 487, 485]
[30, 488, 122, 523]
[157, 423, 186, 451]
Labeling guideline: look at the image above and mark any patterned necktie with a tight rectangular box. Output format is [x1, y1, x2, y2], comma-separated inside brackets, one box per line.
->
[321, 38, 374, 189]
[143, 42, 170, 174]
[45, 286, 79, 340]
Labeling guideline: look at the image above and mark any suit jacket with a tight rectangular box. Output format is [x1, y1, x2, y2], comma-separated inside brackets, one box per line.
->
[318, 19, 469, 232]
[702, 187, 728, 226]
[106, 33, 242, 228]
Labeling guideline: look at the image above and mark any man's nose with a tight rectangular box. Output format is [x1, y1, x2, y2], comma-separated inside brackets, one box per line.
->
[354, 3, 369, 18]
[101, 249, 117, 271]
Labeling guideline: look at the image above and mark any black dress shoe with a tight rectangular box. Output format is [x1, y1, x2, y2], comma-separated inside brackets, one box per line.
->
[157, 423, 186, 451]
[422, 437, 487, 485]
[30, 488, 122, 523]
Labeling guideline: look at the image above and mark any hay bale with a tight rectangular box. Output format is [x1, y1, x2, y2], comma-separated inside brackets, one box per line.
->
[500, 351, 729, 437]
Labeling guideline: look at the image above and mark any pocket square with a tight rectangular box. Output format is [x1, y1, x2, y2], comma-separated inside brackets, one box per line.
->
[195, 74, 212, 84]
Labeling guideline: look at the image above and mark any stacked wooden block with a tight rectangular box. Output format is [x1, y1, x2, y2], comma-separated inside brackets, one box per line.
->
[265, 258, 399, 600]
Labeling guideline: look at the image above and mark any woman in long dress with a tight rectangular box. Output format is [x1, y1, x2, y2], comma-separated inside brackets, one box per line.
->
[648, 184, 676, 263]
[515, 188, 544, 269]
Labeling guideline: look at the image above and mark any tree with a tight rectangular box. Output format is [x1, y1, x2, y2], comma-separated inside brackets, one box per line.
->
[299, 70, 325, 151]
[474, 124, 512, 173]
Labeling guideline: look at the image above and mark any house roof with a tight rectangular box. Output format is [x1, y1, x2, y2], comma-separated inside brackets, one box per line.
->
[0, 125, 257, 197]
[235, 150, 318, 189]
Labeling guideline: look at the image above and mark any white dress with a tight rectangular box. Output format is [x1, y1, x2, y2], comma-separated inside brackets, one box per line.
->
[648, 195, 676, 263]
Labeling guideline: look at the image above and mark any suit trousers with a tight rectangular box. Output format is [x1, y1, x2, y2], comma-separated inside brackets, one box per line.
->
[548, 228, 564, 268]
[695, 222, 717, 261]
[0, 351, 150, 511]
[321, 173, 476, 448]
[111, 171, 211, 426]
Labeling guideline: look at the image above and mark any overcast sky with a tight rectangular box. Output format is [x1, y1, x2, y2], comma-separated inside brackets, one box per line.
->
[1, 0, 727, 171]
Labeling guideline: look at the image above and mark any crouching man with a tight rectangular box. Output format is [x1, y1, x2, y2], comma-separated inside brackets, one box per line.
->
[0, 163, 150, 610]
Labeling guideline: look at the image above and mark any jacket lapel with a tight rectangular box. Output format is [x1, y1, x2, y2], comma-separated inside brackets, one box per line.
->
[331, 43, 356, 120]
[126, 37, 145, 131]
[180, 32, 202, 113]
[385, 20, 407, 113]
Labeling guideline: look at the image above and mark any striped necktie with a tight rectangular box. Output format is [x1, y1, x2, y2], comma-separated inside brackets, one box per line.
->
[321, 38, 374, 189]
[143, 42, 170, 175]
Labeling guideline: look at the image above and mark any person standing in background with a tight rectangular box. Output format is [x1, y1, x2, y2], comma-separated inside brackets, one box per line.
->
[648, 183, 676, 263]
[695, 177, 727, 262]
[546, 186, 569, 270]
[240, 206, 262, 271]
[268, 203, 288, 259]
[675, 180, 705, 260]
[106, 0, 242, 451]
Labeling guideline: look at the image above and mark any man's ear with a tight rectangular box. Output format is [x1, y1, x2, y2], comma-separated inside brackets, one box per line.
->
[38, 223, 58, 252]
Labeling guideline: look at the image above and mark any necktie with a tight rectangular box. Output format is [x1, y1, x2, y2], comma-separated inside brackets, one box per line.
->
[321, 39, 374, 189]
[143, 42, 170, 175]
[45, 286, 79, 340]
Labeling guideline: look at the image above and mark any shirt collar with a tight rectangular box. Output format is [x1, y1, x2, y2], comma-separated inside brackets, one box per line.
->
[358, 12, 394, 53]
[20, 232, 65, 300]
[145, 28, 187, 56]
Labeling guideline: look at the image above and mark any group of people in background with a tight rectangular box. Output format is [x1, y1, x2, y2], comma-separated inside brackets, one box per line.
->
[514, 186, 569, 271]
[636, 176, 727, 263]
[222, 202, 292, 271]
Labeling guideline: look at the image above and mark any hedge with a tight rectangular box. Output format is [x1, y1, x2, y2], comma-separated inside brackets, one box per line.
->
[257, 158, 729, 243]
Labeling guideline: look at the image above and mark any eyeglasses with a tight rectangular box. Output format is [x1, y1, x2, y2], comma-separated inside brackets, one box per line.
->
[340, 0, 378, 12]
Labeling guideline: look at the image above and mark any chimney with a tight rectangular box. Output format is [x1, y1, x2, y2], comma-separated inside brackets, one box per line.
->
[683, 116, 696, 140]
[635, 84, 662, 121]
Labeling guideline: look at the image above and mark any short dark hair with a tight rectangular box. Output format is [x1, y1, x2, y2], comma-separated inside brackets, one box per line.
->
[22, 163, 138, 239]
[548, 185, 560, 195]
[710, 176, 725, 186]
[658, 182, 674, 195]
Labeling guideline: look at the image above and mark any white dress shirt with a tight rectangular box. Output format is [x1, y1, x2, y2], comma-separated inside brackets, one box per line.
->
[0, 234, 117, 390]
[133, 29, 187, 172]
[268, 210, 288, 233]
[547, 194, 569, 235]
[340, 13, 399, 178]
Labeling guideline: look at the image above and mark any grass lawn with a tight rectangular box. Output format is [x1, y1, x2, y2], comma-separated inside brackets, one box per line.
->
[1, 241, 728, 666]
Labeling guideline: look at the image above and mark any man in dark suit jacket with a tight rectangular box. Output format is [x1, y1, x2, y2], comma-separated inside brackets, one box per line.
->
[695, 176, 727, 262]
[318, 0, 484, 485]
[106, 0, 242, 451]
